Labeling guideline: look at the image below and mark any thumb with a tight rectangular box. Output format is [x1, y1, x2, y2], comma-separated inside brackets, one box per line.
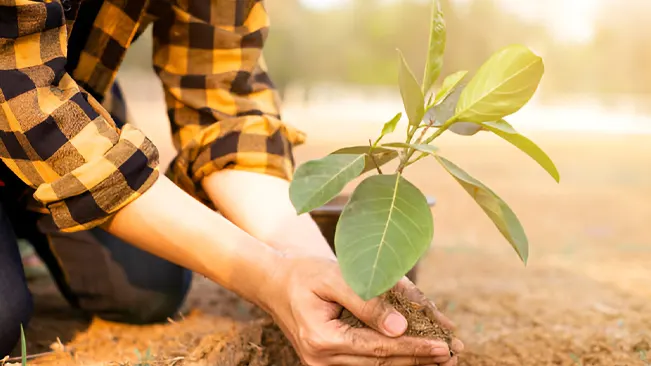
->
[322, 276, 408, 337]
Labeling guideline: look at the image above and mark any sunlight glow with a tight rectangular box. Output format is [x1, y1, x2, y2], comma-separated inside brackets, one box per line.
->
[299, 0, 606, 44]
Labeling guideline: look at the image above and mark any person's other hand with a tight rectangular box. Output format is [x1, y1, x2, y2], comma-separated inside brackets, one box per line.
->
[393, 277, 464, 366]
[258, 256, 456, 366]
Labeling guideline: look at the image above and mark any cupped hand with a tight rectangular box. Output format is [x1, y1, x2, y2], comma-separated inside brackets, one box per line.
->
[392, 277, 464, 366]
[258, 255, 457, 366]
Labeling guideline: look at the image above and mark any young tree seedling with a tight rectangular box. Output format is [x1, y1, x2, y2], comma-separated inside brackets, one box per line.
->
[289, 0, 559, 302]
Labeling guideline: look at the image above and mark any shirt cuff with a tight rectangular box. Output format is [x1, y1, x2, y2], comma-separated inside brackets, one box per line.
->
[33, 124, 160, 232]
[166, 115, 305, 208]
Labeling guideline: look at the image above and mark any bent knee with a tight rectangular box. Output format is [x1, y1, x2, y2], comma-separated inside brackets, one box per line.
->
[0, 287, 33, 357]
[94, 283, 190, 325]
[123, 289, 188, 324]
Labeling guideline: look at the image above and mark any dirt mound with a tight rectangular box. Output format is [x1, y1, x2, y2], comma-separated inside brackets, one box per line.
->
[182, 318, 300, 366]
[24, 309, 301, 366]
[340, 289, 453, 344]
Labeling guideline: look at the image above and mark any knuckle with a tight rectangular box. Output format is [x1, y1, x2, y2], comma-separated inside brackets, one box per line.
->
[373, 298, 389, 315]
[372, 343, 391, 358]
[365, 298, 388, 323]
[414, 342, 431, 356]
[342, 326, 360, 347]
[303, 331, 330, 353]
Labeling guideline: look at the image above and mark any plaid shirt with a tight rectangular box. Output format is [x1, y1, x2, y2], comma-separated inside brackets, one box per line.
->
[0, 0, 305, 232]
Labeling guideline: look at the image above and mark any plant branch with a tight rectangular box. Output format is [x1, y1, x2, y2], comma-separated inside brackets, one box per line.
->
[414, 119, 433, 144]
[368, 139, 383, 174]
[400, 116, 457, 171]
[397, 116, 436, 173]
[404, 152, 428, 168]
[423, 117, 455, 144]
[405, 124, 417, 144]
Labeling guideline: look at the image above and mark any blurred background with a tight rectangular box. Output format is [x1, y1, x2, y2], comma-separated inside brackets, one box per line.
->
[119, 0, 651, 152]
[31, 1, 649, 364]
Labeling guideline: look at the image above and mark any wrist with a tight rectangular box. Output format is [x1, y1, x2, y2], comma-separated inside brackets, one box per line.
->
[255, 213, 335, 259]
[196, 217, 288, 313]
[104, 176, 286, 312]
[201, 170, 337, 260]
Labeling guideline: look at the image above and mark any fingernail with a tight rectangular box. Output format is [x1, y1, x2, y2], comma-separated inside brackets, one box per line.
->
[383, 312, 407, 336]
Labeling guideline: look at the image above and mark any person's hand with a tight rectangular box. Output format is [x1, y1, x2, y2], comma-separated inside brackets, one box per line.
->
[258, 255, 456, 366]
[393, 277, 464, 366]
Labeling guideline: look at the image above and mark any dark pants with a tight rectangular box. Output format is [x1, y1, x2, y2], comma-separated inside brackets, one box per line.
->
[0, 82, 192, 357]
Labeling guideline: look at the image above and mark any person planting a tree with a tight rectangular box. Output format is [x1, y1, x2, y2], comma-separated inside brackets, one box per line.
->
[0, 0, 464, 364]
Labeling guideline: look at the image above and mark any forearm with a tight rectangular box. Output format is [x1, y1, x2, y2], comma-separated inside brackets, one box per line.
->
[201, 170, 336, 260]
[103, 175, 283, 310]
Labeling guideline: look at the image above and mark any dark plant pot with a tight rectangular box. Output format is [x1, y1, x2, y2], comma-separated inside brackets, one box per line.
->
[309, 194, 436, 284]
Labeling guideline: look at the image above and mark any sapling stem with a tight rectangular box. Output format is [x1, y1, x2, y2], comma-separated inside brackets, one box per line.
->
[400, 116, 457, 171]
[404, 152, 427, 168]
[405, 124, 417, 144]
[414, 119, 434, 144]
[423, 116, 456, 144]
[399, 118, 435, 173]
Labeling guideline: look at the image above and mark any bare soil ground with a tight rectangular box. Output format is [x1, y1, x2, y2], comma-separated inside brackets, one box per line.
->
[7, 129, 650, 366]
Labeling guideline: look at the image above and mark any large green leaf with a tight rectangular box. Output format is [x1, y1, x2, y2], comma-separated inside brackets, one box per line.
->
[335, 174, 434, 300]
[435, 156, 528, 263]
[382, 142, 439, 154]
[455, 44, 544, 122]
[398, 50, 425, 126]
[422, 0, 446, 95]
[482, 119, 560, 182]
[289, 154, 366, 215]
[330, 146, 399, 174]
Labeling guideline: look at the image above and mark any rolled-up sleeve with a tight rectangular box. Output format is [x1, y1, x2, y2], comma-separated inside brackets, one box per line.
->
[150, 0, 305, 206]
[0, 0, 159, 232]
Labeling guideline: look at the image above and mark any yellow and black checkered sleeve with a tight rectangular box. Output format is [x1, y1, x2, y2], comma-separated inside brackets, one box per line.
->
[150, 0, 306, 206]
[0, 0, 159, 232]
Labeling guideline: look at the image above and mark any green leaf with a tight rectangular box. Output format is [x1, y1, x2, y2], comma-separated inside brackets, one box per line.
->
[382, 142, 439, 154]
[425, 79, 466, 127]
[422, 0, 446, 95]
[289, 154, 366, 215]
[335, 174, 434, 300]
[435, 156, 528, 263]
[330, 146, 399, 174]
[422, 77, 483, 136]
[380, 112, 402, 137]
[482, 119, 560, 182]
[20, 323, 26, 366]
[455, 44, 544, 122]
[398, 50, 425, 126]
[434, 70, 468, 104]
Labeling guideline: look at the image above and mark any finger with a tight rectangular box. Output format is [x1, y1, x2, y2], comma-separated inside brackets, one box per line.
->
[439, 355, 459, 366]
[326, 355, 451, 366]
[321, 274, 408, 337]
[335, 326, 450, 358]
[450, 338, 464, 355]
[394, 277, 456, 330]
[393, 278, 464, 356]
